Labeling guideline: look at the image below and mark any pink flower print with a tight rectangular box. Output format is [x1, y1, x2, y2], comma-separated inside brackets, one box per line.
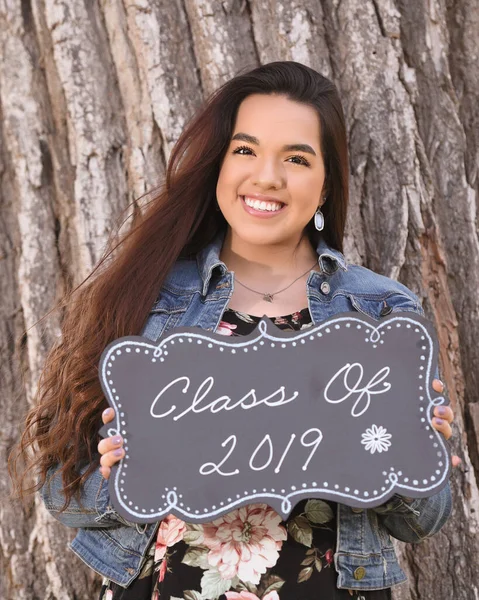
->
[201, 503, 287, 584]
[154, 513, 186, 561]
[226, 592, 280, 600]
[217, 321, 238, 336]
[325, 549, 334, 565]
[291, 311, 302, 323]
[158, 558, 168, 582]
[226, 594, 259, 600]
[273, 316, 289, 326]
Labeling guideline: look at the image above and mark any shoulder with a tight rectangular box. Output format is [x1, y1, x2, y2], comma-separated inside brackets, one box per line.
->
[316, 240, 423, 312]
[146, 259, 201, 320]
[328, 263, 424, 316]
[339, 264, 420, 299]
[159, 259, 203, 296]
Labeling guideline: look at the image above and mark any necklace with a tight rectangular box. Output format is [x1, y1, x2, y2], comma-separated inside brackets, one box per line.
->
[234, 261, 318, 303]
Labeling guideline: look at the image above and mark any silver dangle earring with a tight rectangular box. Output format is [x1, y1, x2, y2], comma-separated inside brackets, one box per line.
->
[314, 207, 325, 231]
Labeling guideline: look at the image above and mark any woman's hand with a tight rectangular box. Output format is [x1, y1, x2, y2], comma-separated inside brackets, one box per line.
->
[431, 379, 461, 468]
[98, 407, 124, 479]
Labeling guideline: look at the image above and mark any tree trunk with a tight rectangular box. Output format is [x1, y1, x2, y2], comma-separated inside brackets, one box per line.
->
[1, 1, 477, 598]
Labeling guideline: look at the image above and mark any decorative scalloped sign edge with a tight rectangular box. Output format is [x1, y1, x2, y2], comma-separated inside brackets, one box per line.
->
[99, 312, 451, 523]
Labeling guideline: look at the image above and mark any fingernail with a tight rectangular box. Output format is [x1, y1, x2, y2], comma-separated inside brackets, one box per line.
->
[435, 418, 444, 425]
[437, 407, 447, 416]
[113, 448, 123, 457]
[103, 408, 113, 416]
[113, 436, 122, 445]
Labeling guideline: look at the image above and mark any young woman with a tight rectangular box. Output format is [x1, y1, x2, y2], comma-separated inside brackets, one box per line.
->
[16, 62, 455, 600]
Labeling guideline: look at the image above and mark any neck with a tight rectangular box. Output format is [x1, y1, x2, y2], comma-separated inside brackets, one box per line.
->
[219, 229, 319, 281]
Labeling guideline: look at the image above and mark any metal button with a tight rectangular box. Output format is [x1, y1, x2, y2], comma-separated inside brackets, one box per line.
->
[320, 282, 331, 295]
[354, 567, 366, 580]
[380, 301, 392, 317]
[136, 523, 147, 534]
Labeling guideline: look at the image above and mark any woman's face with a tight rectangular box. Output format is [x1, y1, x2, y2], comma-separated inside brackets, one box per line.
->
[216, 93, 326, 249]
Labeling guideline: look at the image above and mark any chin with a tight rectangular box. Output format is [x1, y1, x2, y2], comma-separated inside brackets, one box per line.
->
[231, 226, 295, 249]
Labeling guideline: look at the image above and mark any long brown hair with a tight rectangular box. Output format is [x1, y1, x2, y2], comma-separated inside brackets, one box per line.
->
[11, 61, 349, 508]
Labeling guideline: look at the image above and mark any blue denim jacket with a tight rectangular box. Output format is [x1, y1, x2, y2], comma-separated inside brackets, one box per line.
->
[40, 234, 452, 591]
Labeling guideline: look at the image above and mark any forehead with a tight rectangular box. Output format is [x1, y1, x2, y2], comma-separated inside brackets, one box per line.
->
[233, 94, 321, 147]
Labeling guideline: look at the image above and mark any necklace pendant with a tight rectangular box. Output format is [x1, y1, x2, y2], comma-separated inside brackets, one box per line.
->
[263, 293, 274, 303]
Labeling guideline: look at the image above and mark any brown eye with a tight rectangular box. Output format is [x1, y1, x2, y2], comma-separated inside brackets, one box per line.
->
[288, 155, 311, 167]
[233, 145, 254, 155]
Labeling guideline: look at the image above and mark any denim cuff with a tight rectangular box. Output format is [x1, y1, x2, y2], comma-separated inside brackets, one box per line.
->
[94, 504, 137, 527]
[372, 494, 421, 517]
[94, 471, 139, 528]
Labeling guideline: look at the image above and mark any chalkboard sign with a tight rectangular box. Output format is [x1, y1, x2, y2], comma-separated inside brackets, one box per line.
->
[99, 311, 450, 524]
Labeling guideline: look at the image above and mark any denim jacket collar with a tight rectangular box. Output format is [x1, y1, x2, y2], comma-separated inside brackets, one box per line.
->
[315, 238, 348, 274]
[196, 232, 229, 296]
[196, 231, 348, 296]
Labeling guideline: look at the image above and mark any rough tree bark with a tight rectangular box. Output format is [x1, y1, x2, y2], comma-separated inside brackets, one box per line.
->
[0, 1, 477, 598]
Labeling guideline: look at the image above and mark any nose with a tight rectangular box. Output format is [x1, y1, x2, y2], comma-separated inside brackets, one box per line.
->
[252, 157, 285, 190]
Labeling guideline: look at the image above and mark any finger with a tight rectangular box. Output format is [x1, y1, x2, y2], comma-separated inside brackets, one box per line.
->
[99, 466, 111, 480]
[432, 379, 445, 393]
[102, 407, 115, 425]
[432, 417, 452, 440]
[98, 435, 123, 456]
[100, 448, 125, 469]
[433, 405, 454, 424]
[452, 455, 462, 468]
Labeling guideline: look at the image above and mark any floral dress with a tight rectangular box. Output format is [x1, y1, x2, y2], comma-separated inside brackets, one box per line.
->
[100, 308, 391, 600]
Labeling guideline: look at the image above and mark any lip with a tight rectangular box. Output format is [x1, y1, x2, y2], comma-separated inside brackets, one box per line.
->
[241, 192, 286, 203]
[240, 195, 286, 218]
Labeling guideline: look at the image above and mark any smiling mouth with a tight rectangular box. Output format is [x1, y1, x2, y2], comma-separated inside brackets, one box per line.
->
[241, 195, 286, 213]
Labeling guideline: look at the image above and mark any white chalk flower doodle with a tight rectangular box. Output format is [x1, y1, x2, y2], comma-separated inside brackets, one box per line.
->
[361, 424, 392, 454]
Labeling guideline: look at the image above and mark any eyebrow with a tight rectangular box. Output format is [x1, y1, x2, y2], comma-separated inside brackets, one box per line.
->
[231, 132, 317, 156]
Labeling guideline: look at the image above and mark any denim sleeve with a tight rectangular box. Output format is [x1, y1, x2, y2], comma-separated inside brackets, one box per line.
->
[40, 462, 135, 529]
[372, 290, 452, 542]
[372, 483, 452, 543]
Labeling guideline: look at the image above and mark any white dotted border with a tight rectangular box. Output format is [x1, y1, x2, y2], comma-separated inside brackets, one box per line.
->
[101, 315, 450, 521]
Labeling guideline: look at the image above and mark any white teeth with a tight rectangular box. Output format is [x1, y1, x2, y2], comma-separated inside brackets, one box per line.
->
[243, 196, 283, 212]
